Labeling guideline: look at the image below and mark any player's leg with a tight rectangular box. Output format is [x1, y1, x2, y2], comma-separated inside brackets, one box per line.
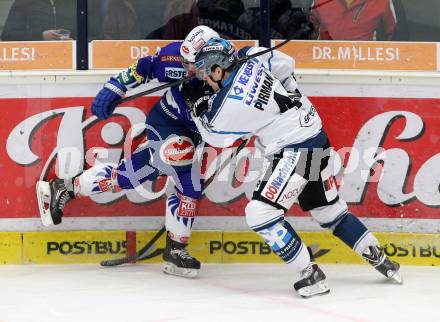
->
[312, 202, 402, 283]
[162, 170, 202, 277]
[298, 142, 402, 283]
[36, 134, 159, 226]
[145, 106, 203, 277]
[36, 98, 187, 226]
[245, 149, 330, 298]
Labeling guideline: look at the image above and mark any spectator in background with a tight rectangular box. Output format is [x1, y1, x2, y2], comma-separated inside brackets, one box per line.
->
[1, 0, 75, 41]
[147, 0, 199, 39]
[237, 0, 314, 40]
[310, 0, 406, 41]
[101, 0, 142, 39]
[147, 0, 251, 40]
[196, 0, 250, 39]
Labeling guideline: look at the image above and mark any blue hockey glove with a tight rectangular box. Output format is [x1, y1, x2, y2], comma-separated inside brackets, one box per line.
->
[91, 77, 127, 119]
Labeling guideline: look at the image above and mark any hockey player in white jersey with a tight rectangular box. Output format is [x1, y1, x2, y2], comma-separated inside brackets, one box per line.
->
[190, 37, 402, 297]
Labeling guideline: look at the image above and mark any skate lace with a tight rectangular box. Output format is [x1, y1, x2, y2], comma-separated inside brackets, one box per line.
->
[171, 248, 193, 260]
[300, 263, 314, 279]
[57, 189, 70, 210]
[362, 246, 385, 266]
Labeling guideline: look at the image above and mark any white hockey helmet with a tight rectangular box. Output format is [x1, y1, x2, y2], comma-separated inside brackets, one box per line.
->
[180, 25, 220, 63]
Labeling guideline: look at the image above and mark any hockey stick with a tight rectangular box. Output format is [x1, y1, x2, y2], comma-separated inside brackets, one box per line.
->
[100, 138, 250, 267]
[100, 226, 166, 266]
[113, 39, 291, 106]
[236, 38, 290, 63]
[116, 76, 192, 105]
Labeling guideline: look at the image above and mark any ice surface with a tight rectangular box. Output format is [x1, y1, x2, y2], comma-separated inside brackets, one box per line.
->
[0, 263, 438, 322]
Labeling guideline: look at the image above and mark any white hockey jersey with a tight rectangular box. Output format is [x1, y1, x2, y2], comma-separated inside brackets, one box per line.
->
[193, 47, 322, 156]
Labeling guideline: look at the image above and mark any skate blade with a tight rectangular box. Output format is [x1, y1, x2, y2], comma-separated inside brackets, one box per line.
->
[162, 262, 198, 278]
[296, 280, 330, 298]
[388, 271, 403, 284]
[35, 181, 54, 227]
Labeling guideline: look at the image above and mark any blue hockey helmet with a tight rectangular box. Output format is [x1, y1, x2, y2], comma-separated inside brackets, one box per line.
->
[194, 37, 236, 79]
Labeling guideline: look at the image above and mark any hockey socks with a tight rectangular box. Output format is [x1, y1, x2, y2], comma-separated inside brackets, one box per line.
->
[331, 212, 378, 255]
[331, 212, 402, 282]
[256, 220, 310, 270]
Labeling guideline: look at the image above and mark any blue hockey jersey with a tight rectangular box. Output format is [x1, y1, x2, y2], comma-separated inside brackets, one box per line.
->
[114, 41, 196, 131]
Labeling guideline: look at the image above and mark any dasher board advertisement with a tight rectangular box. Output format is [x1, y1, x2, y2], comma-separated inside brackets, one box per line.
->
[1, 230, 438, 266]
[273, 40, 438, 71]
[0, 41, 75, 70]
[89, 40, 258, 69]
[2, 87, 440, 231]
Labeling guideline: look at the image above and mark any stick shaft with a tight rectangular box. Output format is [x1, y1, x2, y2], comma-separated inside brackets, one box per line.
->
[115, 39, 291, 105]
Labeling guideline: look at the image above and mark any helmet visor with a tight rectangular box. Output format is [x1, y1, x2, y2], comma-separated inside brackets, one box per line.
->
[194, 58, 210, 80]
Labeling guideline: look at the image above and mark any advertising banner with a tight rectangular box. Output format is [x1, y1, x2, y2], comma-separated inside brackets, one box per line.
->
[23, 230, 127, 264]
[9, 230, 440, 266]
[274, 40, 438, 71]
[0, 232, 22, 264]
[2, 94, 440, 224]
[89, 40, 258, 69]
[0, 41, 75, 70]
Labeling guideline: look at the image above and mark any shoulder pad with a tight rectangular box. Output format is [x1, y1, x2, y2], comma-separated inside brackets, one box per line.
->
[237, 46, 252, 60]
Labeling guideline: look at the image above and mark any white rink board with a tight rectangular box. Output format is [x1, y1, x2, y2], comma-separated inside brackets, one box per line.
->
[2, 216, 440, 234]
[2, 69, 440, 98]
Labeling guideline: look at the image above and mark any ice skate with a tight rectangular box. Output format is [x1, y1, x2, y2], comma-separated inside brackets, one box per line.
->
[294, 262, 330, 298]
[162, 234, 200, 278]
[36, 179, 74, 226]
[362, 246, 403, 284]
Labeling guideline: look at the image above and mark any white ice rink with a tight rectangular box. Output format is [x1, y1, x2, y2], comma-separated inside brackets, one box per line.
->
[0, 263, 438, 322]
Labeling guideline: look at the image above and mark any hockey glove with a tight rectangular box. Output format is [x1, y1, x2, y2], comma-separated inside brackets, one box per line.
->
[91, 77, 127, 119]
[182, 80, 215, 117]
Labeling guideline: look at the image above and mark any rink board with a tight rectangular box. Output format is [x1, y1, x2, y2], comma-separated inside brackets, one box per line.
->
[1, 231, 440, 266]
[3, 92, 440, 226]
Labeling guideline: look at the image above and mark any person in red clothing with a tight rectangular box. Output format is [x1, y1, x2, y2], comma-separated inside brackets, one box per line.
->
[310, 0, 399, 41]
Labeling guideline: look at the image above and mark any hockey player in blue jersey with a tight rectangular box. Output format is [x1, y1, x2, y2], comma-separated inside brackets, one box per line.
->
[190, 37, 402, 297]
[36, 26, 219, 278]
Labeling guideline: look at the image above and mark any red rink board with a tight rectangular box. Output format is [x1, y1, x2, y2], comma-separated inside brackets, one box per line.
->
[1, 96, 440, 220]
